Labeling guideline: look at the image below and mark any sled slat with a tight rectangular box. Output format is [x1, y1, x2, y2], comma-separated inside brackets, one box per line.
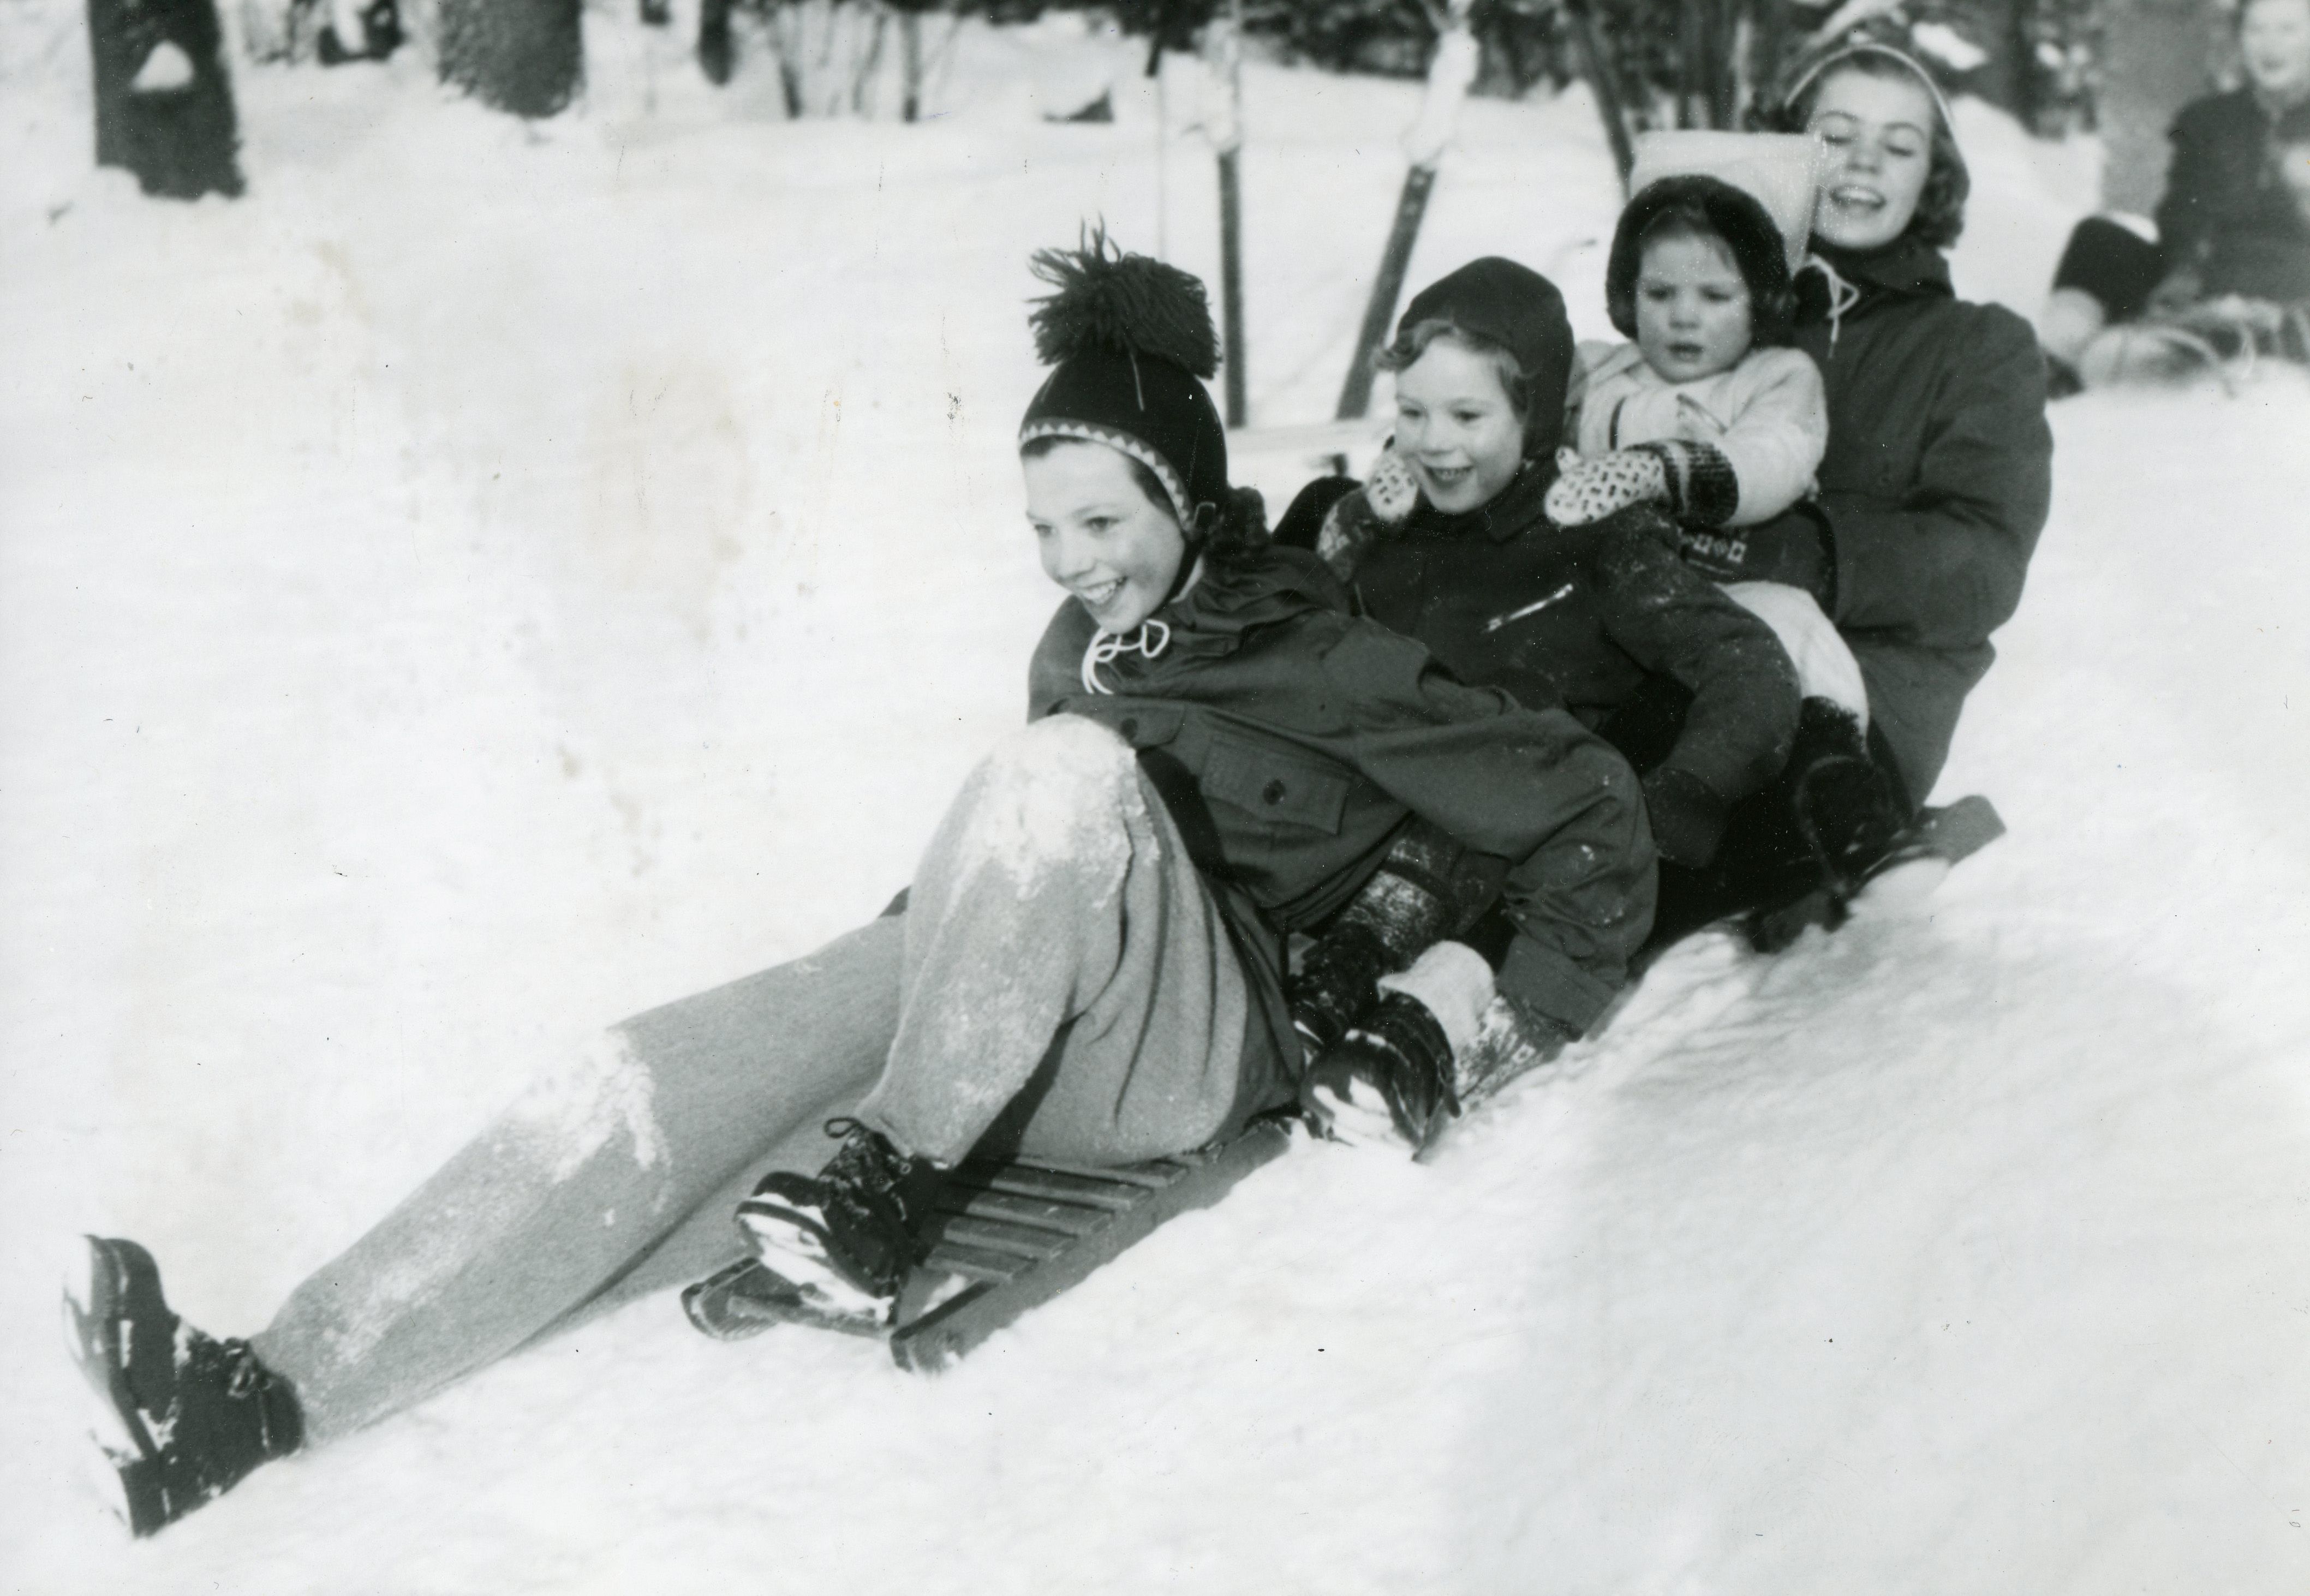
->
[890, 1119, 1295, 1373]
[931, 1215, 1082, 1262]
[957, 1167, 1150, 1209]
[917, 1240, 1031, 1284]
[936, 1188, 1115, 1234]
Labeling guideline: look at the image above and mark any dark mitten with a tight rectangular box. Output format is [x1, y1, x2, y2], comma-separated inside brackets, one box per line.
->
[1680, 504, 1836, 608]
[1639, 764, 1732, 869]
[1288, 817, 1496, 1063]
[1629, 439, 1741, 527]
[1300, 989, 1461, 1151]
[1290, 921, 1390, 1057]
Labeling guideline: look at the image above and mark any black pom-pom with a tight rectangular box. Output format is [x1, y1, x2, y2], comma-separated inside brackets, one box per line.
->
[1028, 226, 1220, 378]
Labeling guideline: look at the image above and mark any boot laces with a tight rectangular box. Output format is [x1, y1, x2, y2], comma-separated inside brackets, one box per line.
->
[218, 1338, 271, 1401]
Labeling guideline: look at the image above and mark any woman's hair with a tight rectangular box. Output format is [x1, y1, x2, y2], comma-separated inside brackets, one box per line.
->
[1019, 433, 1269, 566]
[1776, 52, 1971, 250]
[1371, 319, 1536, 420]
[1604, 178, 1797, 346]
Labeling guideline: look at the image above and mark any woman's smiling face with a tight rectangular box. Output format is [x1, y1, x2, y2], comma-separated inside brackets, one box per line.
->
[1023, 439, 1191, 635]
[1806, 67, 1939, 252]
[1390, 337, 1526, 514]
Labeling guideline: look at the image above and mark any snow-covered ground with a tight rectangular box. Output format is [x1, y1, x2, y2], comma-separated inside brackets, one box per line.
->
[4, 6, 2308, 1592]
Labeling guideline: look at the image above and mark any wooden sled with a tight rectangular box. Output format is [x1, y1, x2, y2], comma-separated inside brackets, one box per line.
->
[684, 1117, 1298, 1372]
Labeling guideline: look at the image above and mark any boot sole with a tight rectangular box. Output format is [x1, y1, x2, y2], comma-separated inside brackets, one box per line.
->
[61, 1238, 166, 1535]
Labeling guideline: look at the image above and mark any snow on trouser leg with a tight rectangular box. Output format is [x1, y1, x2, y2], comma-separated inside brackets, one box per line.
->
[64, 1237, 303, 1537]
[248, 917, 905, 1443]
[855, 714, 1257, 1171]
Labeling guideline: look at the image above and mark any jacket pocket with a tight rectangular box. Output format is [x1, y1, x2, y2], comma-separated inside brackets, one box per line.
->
[1107, 703, 1186, 749]
[1201, 733, 1351, 834]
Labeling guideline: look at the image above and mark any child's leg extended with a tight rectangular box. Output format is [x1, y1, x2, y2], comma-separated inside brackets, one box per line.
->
[249, 915, 905, 1444]
[856, 714, 1262, 1169]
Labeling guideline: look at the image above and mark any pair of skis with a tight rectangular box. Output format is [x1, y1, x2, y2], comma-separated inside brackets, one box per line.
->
[684, 797, 2005, 1372]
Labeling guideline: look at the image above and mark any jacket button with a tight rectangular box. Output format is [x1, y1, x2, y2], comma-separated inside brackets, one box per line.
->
[1119, 717, 1139, 740]
[1262, 779, 1287, 805]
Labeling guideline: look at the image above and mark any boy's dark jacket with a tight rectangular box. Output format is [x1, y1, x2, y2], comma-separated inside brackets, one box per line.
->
[1275, 466, 1801, 870]
[1028, 544, 1656, 1074]
[1764, 238, 2052, 806]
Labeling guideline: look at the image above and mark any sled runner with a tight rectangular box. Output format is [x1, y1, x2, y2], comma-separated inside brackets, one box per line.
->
[685, 1116, 1297, 1372]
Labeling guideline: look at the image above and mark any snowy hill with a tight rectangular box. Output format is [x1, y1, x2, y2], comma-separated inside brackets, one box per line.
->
[3, 6, 2307, 1592]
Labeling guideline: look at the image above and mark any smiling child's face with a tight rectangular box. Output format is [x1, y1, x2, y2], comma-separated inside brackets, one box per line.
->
[1023, 439, 1190, 636]
[1390, 337, 1526, 514]
[1633, 229, 1756, 385]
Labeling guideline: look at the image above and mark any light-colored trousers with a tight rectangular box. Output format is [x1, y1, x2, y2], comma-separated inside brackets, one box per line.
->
[251, 717, 1258, 1443]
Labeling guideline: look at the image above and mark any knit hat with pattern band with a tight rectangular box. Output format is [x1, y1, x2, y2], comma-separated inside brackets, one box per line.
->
[1019, 231, 1230, 533]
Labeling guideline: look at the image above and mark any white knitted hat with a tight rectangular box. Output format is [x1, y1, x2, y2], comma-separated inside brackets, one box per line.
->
[1625, 130, 1823, 273]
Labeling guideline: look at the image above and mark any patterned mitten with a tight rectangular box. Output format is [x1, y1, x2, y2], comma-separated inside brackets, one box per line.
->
[1543, 447, 1669, 526]
[1314, 447, 1420, 579]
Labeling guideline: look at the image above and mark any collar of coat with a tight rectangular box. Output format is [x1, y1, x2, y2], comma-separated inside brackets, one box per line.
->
[1082, 544, 1352, 682]
[1398, 455, 1558, 545]
[1801, 236, 1954, 320]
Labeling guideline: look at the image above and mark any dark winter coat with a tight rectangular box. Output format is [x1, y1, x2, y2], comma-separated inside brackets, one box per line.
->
[1769, 238, 2054, 806]
[1027, 545, 1657, 1068]
[1275, 465, 1800, 871]
[2157, 89, 2310, 303]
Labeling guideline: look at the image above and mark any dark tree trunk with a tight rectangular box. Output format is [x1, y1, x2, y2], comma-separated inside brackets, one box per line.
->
[438, 0, 583, 118]
[86, 0, 243, 199]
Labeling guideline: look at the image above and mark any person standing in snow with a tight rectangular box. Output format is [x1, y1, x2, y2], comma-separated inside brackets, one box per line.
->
[2039, 0, 2310, 387]
[64, 234, 1656, 1538]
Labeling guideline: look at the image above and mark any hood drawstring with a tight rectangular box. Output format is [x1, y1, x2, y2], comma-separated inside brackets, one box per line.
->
[1081, 617, 1172, 694]
[1799, 250, 1862, 352]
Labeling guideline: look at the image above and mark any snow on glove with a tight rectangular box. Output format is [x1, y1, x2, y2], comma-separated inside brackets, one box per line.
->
[1544, 446, 1668, 526]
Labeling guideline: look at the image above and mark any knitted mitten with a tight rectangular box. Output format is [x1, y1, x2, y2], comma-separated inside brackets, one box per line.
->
[1314, 447, 1420, 579]
[1543, 447, 1669, 526]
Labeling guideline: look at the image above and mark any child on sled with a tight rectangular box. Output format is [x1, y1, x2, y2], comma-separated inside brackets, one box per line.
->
[1547, 130, 1869, 733]
[66, 233, 1656, 1538]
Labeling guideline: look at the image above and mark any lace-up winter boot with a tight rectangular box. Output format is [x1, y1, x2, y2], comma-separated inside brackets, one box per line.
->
[64, 1237, 303, 1537]
[735, 1120, 946, 1329]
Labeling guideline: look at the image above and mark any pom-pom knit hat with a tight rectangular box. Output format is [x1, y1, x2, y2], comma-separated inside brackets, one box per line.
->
[1393, 256, 1575, 459]
[1019, 229, 1230, 531]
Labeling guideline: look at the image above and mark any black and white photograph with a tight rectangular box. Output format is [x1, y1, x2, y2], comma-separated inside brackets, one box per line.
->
[5, 0, 2308, 1588]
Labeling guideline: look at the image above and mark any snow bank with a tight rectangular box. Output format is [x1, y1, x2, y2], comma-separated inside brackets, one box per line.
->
[3, 6, 2307, 1592]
